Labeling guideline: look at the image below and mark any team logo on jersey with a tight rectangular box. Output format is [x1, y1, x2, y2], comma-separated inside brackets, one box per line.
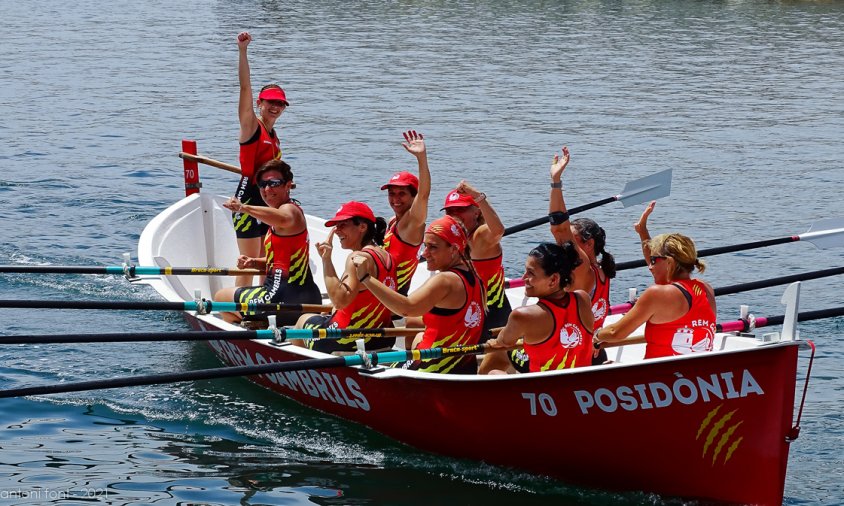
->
[559, 324, 583, 348]
[671, 327, 713, 354]
[384, 275, 398, 291]
[464, 301, 482, 328]
[591, 298, 608, 321]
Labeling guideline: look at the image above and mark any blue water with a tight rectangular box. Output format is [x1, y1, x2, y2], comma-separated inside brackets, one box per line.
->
[1, 0, 843, 503]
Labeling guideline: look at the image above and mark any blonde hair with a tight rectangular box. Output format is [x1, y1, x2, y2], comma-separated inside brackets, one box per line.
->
[648, 233, 706, 279]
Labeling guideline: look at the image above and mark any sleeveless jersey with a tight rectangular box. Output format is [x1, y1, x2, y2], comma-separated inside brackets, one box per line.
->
[262, 202, 313, 286]
[590, 263, 611, 329]
[239, 121, 281, 181]
[524, 294, 593, 372]
[329, 248, 398, 348]
[383, 218, 421, 296]
[414, 268, 485, 374]
[644, 279, 716, 359]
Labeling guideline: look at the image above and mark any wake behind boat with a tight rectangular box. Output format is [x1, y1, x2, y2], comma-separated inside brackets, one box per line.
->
[135, 180, 814, 505]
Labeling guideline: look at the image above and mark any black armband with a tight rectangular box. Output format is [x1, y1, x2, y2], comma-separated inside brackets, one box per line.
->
[548, 211, 570, 225]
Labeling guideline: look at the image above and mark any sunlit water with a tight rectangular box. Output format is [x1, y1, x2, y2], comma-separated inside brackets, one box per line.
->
[1, 0, 842, 504]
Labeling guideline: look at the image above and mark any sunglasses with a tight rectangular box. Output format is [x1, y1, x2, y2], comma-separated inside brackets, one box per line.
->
[649, 255, 667, 266]
[258, 178, 287, 189]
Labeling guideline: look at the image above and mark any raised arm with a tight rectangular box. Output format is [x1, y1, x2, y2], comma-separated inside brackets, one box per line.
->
[549, 146, 576, 245]
[397, 130, 431, 244]
[237, 32, 258, 143]
[635, 201, 656, 265]
[457, 180, 504, 246]
[548, 147, 594, 293]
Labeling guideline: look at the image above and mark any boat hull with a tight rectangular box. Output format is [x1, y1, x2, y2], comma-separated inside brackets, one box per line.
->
[192, 311, 797, 505]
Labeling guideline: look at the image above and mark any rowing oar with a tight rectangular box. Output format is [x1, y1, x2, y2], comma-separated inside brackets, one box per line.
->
[0, 341, 504, 399]
[0, 327, 425, 345]
[179, 151, 297, 188]
[179, 151, 242, 175]
[502, 169, 672, 236]
[616, 216, 844, 271]
[602, 305, 844, 349]
[605, 265, 844, 315]
[0, 265, 261, 276]
[0, 299, 332, 313]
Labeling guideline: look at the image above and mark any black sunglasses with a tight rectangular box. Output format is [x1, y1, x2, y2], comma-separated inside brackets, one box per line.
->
[258, 178, 287, 189]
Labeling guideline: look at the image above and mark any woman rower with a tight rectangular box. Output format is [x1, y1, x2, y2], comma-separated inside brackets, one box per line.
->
[442, 181, 508, 340]
[353, 215, 486, 374]
[294, 201, 398, 353]
[215, 160, 321, 325]
[232, 31, 288, 287]
[593, 233, 716, 358]
[381, 130, 431, 295]
[480, 242, 594, 374]
[548, 147, 615, 361]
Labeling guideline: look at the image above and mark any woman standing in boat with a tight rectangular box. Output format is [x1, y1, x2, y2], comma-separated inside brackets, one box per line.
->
[441, 182, 508, 341]
[232, 31, 288, 287]
[381, 130, 431, 296]
[354, 215, 486, 374]
[592, 233, 716, 358]
[480, 242, 594, 374]
[294, 201, 398, 353]
[214, 160, 321, 325]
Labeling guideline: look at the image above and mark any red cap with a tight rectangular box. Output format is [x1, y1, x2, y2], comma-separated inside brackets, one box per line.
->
[325, 201, 376, 227]
[380, 171, 419, 191]
[426, 215, 468, 253]
[441, 189, 478, 210]
[258, 86, 289, 105]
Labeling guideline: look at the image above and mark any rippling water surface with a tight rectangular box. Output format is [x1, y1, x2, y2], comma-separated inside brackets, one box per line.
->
[1, 0, 843, 504]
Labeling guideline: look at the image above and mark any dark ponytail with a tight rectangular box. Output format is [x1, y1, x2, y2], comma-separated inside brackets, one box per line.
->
[571, 218, 616, 279]
[529, 242, 582, 289]
[354, 216, 388, 246]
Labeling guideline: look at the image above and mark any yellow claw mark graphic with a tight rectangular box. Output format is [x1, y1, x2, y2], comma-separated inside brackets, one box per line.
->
[696, 405, 723, 440]
[486, 270, 505, 308]
[711, 421, 744, 465]
[692, 283, 703, 296]
[288, 247, 308, 285]
[724, 436, 744, 464]
[337, 305, 388, 344]
[395, 259, 418, 289]
[702, 409, 737, 459]
[234, 211, 251, 232]
[540, 354, 557, 372]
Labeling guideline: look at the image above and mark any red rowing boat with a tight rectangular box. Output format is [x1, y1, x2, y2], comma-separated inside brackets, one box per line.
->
[137, 175, 814, 504]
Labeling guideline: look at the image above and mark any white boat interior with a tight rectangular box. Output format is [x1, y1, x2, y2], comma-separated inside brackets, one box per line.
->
[137, 193, 801, 369]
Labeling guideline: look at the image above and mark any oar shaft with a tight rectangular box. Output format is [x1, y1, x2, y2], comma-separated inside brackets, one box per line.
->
[0, 265, 261, 276]
[616, 236, 798, 271]
[0, 299, 332, 313]
[179, 152, 241, 175]
[718, 306, 844, 333]
[1, 327, 426, 344]
[503, 196, 617, 237]
[0, 341, 493, 398]
[714, 266, 844, 297]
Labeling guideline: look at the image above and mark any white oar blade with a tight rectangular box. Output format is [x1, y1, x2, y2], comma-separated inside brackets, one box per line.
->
[801, 217, 844, 249]
[617, 169, 672, 208]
